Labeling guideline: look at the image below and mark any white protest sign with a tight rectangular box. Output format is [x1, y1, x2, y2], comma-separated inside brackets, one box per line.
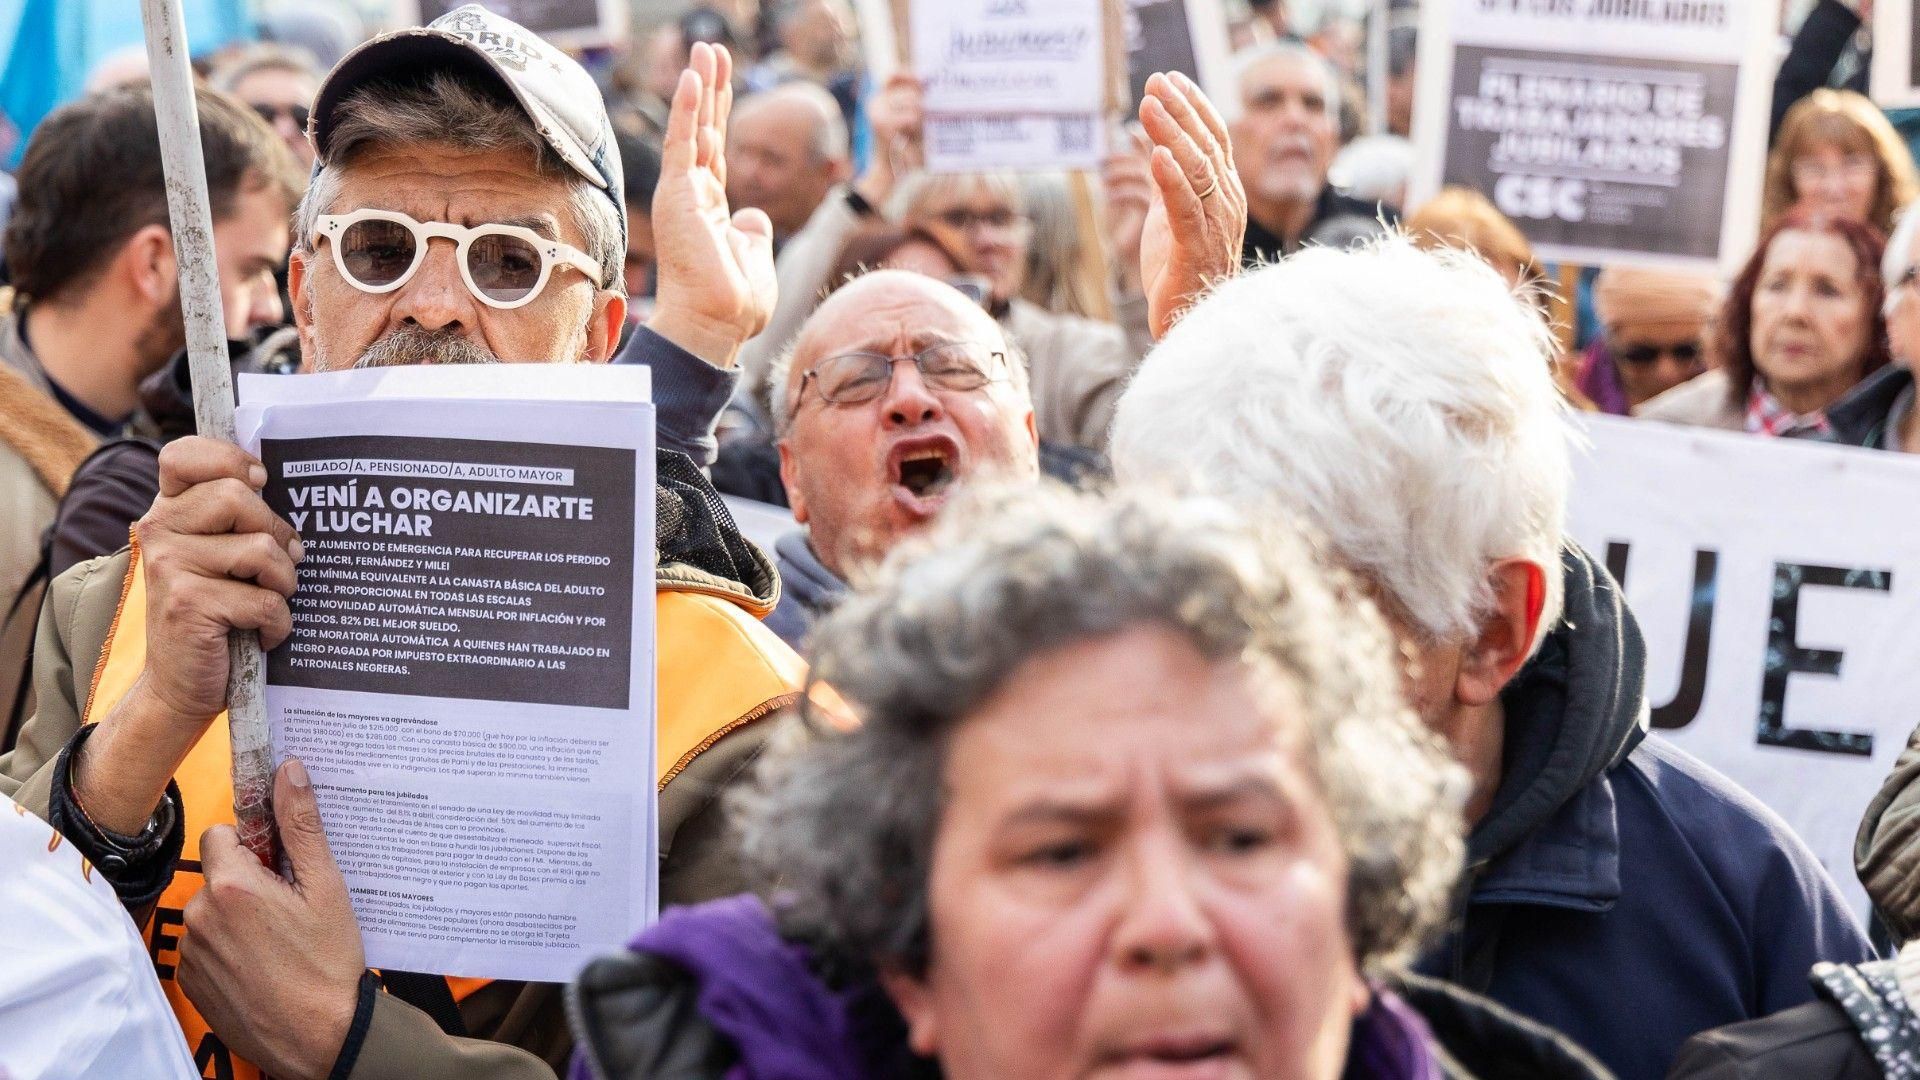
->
[239, 367, 657, 983]
[1872, 0, 1920, 109]
[910, 0, 1110, 171]
[1410, 0, 1774, 273]
[1568, 415, 1916, 916]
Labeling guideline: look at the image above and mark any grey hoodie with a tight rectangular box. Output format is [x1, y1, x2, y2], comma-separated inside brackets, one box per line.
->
[764, 529, 845, 649]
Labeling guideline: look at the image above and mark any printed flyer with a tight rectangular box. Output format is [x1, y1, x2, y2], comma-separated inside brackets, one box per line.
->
[237, 367, 655, 983]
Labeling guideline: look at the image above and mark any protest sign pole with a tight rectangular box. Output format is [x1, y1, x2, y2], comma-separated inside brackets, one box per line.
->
[1367, 0, 1387, 135]
[139, 0, 278, 868]
[1554, 263, 1580, 356]
[888, 0, 912, 68]
[1066, 0, 1130, 324]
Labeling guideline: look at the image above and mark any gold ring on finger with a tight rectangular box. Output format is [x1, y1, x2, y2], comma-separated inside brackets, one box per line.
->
[1196, 176, 1219, 199]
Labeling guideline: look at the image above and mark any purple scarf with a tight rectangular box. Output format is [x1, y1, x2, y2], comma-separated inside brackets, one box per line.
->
[575, 895, 1443, 1080]
[1577, 341, 1633, 416]
[1347, 985, 1447, 1080]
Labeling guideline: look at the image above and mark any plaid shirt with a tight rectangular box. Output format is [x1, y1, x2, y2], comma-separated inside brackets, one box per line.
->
[1745, 384, 1834, 439]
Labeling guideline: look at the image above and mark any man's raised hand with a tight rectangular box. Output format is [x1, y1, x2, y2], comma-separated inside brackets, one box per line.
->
[1103, 129, 1155, 297]
[646, 42, 778, 369]
[1137, 71, 1248, 340]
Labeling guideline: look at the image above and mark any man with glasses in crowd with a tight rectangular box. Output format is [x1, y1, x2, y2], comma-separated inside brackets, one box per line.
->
[0, 9, 803, 1078]
[1585, 266, 1718, 415]
[213, 44, 324, 173]
[762, 72, 1246, 644]
[763, 270, 1040, 644]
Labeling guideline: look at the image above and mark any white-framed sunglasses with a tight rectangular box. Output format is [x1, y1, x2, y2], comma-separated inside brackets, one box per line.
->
[313, 208, 603, 310]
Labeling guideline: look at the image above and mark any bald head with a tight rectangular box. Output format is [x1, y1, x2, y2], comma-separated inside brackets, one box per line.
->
[735, 82, 849, 161]
[773, 269, 1039, 580]
[775, 270, 1017, 432]
[728, 83, 851, 238]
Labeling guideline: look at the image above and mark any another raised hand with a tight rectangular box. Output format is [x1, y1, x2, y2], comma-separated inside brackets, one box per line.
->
[1102, 129, 1155, 297]
[852, 73, 925, 210]
[646, 42, 778, 368]
[1137, 71, 1248, 339]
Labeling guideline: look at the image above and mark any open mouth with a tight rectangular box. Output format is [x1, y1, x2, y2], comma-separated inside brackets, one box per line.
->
[896, 447, 957, 499]
[887, 434, 960, 503]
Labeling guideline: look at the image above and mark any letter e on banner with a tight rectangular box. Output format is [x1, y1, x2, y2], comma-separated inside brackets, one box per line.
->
[1569, 417, 1920, 917]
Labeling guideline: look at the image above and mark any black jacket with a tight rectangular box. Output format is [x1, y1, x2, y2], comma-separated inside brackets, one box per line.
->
[1771, 0, 1868, 143]
[1414, 546, 1871, 1080]
[1666, 956, 1920, 1079]
[1242, 185, 1396, 265]
[1826, 363, 1914, 451]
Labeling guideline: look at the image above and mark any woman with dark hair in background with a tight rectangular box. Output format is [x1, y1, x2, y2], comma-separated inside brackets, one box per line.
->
[1640, 210, 1890, 437]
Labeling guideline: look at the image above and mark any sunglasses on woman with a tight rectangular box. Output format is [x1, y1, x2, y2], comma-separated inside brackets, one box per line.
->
[250, 102, 310, 128]
[1617, 341, 1700, 365]
[312, 208, 603, 310]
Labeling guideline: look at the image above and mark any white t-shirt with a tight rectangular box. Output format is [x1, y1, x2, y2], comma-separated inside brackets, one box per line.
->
[0, 794, 196, 1080]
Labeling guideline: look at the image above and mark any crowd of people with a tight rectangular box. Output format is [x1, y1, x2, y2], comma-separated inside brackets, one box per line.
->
[6, 0, 1920, 1078]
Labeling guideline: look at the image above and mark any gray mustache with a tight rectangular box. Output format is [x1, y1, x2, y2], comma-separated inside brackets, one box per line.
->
[353, 327, 501, 368]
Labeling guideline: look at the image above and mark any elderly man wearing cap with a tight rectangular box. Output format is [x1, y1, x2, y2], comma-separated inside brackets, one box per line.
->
[1578, 267, 1721, 415]
[0, 8, 798, 1080]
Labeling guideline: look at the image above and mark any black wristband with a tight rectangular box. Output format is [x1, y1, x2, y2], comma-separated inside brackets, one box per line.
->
[49, 725, 185, 908]
[328, 972, 381, 1080]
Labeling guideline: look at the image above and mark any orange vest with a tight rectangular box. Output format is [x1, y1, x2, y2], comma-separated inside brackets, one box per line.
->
[88, 545, 804, 1079]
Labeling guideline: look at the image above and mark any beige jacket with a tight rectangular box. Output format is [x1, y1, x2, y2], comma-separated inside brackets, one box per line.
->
[1858, 730, 1920, 940]
[741, 186, 1154, 450]
[0, 308, 97, 742]
[1636, 368, 1746, 432]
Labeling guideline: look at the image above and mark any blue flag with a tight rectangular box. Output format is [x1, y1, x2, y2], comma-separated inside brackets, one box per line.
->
[0, 0, 254, 168]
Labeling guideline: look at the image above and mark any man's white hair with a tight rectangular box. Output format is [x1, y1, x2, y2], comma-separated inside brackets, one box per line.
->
[1110, 233, 1573, 657]
[1885, 205, 1920, 319]
[1226, 40, 1341, 124]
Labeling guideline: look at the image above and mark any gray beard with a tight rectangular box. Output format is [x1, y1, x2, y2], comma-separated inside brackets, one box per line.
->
[352, 326, 500, 368]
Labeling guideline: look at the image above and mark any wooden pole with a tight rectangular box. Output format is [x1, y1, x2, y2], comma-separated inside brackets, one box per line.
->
[1070, 0, 1132, 323]
[1367, 0, 1388, 134]
[1554, 262, 1582, 356]
[139, 0, 277, 868]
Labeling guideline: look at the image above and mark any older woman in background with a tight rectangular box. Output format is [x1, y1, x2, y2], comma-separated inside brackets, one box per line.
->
[1582, 267, 1721, 415]
[567, 486, 1610, 1080]
[1641, 210, 1890, 436]
[1764, 89, 1918, 236]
